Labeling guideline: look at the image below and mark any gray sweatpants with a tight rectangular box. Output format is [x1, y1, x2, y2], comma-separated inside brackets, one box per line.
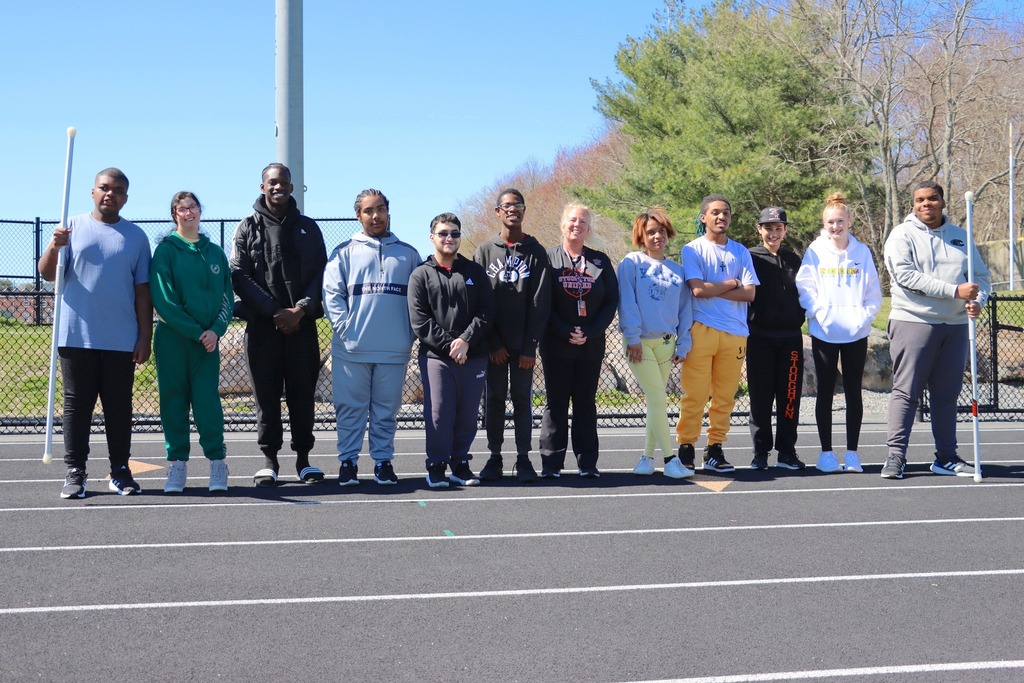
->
[886, 319, 968, 459]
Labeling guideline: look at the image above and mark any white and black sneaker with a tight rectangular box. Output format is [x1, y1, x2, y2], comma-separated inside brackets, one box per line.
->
[702, 444, 735, 473]
[930, 456, 975, 477]
[60, 467, 87, 499]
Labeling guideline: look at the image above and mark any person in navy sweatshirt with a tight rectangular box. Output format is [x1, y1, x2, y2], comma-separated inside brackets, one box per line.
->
[408, 213, 493, 488]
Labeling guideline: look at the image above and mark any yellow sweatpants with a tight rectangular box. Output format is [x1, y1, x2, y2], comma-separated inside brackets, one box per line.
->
[676, 321, 747, 445]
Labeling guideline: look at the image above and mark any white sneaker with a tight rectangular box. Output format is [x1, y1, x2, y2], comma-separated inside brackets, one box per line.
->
[633, 455, 656, 475]
[815, 451, 842, 473]
[663, 456, 695, 479]
[843, 451, 863, 473]
[209, 459, 229, 492]
[164, 461, 187, 493]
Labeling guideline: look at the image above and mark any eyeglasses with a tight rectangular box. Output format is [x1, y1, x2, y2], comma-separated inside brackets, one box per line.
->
[499, 202, 525, 211]
[175, 206, 200, 216]
[433, 230, 461, 239]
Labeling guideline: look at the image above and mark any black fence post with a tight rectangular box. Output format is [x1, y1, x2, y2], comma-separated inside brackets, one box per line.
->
[990, 295, 999, 411]
[33, 218, 42, 325]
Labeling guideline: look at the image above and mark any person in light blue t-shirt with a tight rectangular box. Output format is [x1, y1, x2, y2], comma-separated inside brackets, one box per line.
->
[676, 194, 758, 474]
[37, 168, 153, 500]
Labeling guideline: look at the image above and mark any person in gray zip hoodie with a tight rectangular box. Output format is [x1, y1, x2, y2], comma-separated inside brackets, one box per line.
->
[323, 189, 420, 487]
[881, 181, 990, 480]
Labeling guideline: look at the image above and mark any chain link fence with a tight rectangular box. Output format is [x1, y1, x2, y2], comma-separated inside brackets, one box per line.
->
[7, 217, 1020, 435]
[924, 293, 1024, 421]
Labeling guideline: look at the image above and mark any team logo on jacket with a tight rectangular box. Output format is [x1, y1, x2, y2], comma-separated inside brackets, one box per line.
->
[951, 239, 965, 247]
[487, 256, 530, 283]
[210, 264, 221, 275]
[558, 268, 593, 295]
[466, 278, 475, 286]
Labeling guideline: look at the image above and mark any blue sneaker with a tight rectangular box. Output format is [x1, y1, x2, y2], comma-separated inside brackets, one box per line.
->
[108, 465, 141, 495]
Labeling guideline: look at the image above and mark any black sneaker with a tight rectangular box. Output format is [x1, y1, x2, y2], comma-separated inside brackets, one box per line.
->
[539, 456, 561, 479]
[750, 453, 770, 470]
[776, 452, 806, 470]
[479, 456, 503, 481]
[338, 459, 360, 486]
[108, 465, 141, 495]
[702, 444, 735, 473]
[677, 443, 696, 470]
[449, 460, 480, 486]
[425, 464, 449, 488]
[373, 460, 398, 485]
[579, 468, 601, 478]
[880, 453, 906, 479]
[60, 467, 87, 499]
[513, 455, 538, 483]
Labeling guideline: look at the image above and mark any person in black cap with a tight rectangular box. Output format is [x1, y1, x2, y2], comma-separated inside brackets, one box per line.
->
[746, 207, 807, 471]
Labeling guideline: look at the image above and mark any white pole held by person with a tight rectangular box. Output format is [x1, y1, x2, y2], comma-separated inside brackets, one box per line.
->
[964, 190, 983, 482]
[43, 126, 76, 465]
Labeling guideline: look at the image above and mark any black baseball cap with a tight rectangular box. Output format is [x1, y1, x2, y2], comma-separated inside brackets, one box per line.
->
[758, 207, 788, 224]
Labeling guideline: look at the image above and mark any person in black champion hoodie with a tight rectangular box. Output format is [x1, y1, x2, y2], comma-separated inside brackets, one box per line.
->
[746, 207, 807, 472]
[472, 189, 551, 482]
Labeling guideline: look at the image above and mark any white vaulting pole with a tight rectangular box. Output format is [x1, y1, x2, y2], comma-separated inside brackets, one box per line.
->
[1010, 123, 1016, 291]
[964, 191, 982, 482]
[43, 126, 77, 464]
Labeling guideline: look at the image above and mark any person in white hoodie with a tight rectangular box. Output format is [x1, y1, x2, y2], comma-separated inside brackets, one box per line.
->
[880, 181, 990, 480]
[796, 192, 882, 473]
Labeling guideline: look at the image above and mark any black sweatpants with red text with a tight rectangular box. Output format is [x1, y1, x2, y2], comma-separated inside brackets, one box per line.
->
[745, 332, 804, 457]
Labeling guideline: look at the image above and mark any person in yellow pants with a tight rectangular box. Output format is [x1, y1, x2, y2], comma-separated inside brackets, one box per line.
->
[618, 208, 694, 479]
[676, 195, 758, 473]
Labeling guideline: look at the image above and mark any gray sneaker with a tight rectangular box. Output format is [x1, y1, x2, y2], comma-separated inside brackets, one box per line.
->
[164, 461, 188, 493]
[880, 453, 906, 479]
[209, 459, 229, 492]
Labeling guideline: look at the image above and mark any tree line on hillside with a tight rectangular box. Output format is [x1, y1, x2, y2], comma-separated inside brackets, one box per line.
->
[459, 0, 1024, 278]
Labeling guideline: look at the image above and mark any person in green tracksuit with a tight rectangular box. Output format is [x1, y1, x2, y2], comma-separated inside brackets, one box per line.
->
[150, 191, 234, 493]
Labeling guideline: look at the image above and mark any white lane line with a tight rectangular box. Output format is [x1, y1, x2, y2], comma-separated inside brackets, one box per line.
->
[4, 460, 1024, 483]
[2, 481, 1024, 514]
[2, 568, 1022, 615]
[2, 516, 1023, 553]
[624, 659, 1024, 682]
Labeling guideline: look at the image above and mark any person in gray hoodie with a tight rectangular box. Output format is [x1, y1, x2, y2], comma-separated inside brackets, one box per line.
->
[881, 181, 990, 480]
[323, 189, 420, 487]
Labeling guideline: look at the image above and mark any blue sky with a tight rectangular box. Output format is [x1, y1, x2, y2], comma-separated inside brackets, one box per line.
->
[1, 0, 674, 275]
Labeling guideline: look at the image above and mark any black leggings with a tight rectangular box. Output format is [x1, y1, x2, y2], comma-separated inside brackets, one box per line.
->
[811, 336, 867, 452]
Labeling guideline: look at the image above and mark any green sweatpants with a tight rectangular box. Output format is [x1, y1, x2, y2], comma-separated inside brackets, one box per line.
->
[154, 323, 226, 461]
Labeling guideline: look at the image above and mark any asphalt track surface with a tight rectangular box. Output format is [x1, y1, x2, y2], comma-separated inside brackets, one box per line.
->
[2, 414, 1023, 682]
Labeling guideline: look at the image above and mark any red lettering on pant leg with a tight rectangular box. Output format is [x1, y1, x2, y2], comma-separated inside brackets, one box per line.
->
[784, 350, 799, 420]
